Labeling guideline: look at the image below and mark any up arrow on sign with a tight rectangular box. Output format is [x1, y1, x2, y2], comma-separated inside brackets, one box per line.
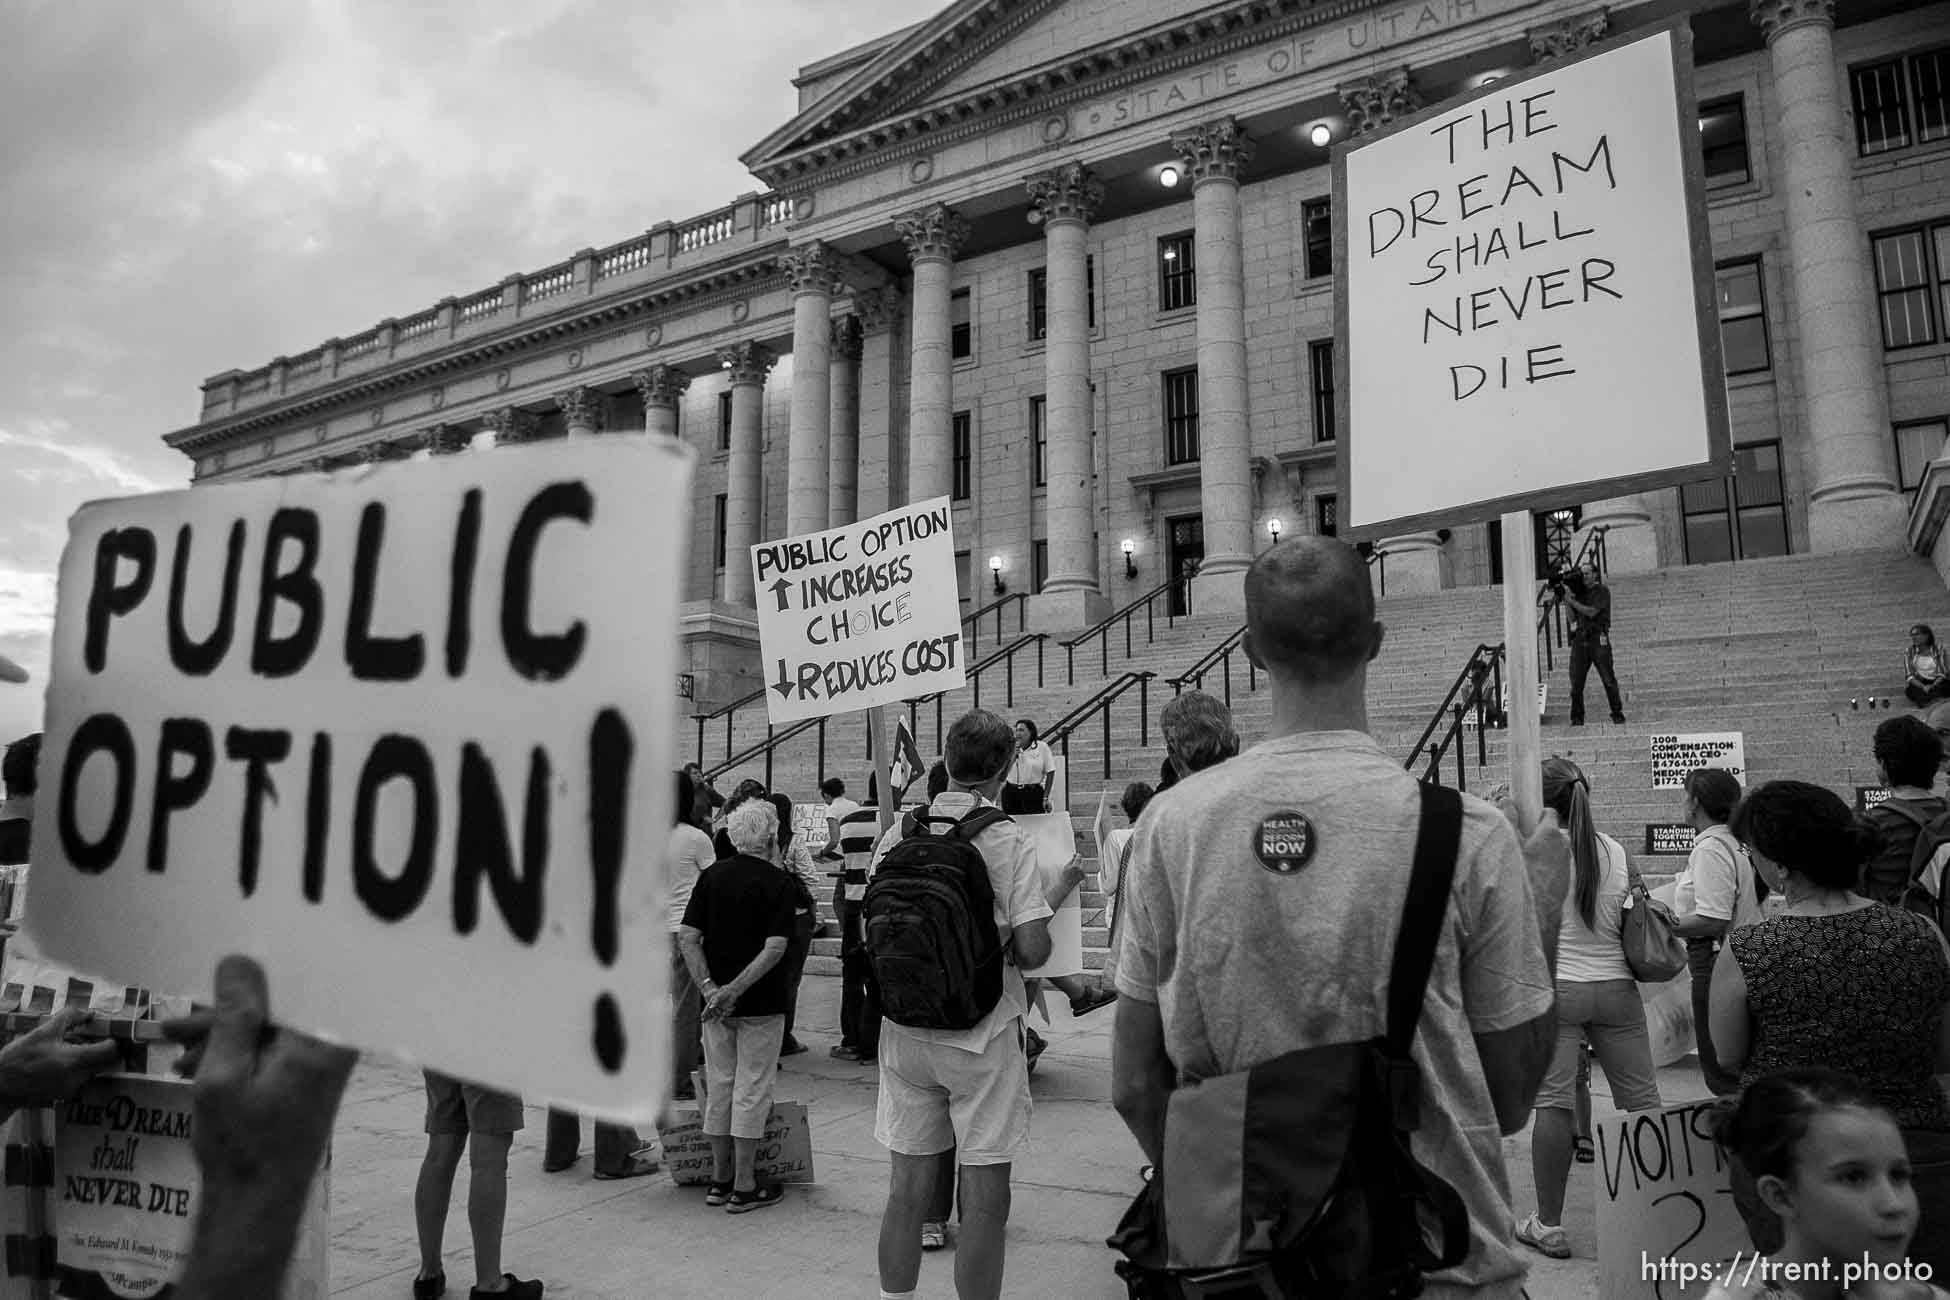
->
[770, 577, 791, 612]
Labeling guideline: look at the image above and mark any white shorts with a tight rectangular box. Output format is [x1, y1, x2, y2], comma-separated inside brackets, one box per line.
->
[875, 1019, 1031, 1166]
[701, 1014, 785, 1140]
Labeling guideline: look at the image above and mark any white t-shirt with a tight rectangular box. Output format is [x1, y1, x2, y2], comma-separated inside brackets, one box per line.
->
[824, 795, 860, 835]
[1007, 741, 1054, 787]
[1554, 832, 1636, 985]
[1673, 825, 1763, 933]
[666, 822, 717, 933]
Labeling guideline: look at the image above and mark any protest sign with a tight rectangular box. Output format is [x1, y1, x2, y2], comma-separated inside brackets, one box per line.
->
[658, 1102, 814, 1187]
[750, 499, 965, 726]
[1643, 824, 1693, 856]
[1858, 785, 1894, 812]
[793, 802, 830, 855]
[1596, 1099, 1746, 1300]
[1650, 733, 1745, 790]
[26, 439, 693, 1122]
[1333, 19, 1729, 538]
[1016, 812, 1083, 979]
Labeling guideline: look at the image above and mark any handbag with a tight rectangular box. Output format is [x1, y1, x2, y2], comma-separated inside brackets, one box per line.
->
[1621, 862, 1687, 983]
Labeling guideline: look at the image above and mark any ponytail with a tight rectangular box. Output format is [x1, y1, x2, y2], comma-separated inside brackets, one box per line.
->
[1542, 756, 1602, 931]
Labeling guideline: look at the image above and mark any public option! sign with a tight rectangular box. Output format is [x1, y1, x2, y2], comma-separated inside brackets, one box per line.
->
[750, 498, 966, 725]
[1333, 20, 1730, 537]
[1595, 1099, 1747, 1299]
[27, 439, 693, 1122]
[1650, 732, 1746, 790]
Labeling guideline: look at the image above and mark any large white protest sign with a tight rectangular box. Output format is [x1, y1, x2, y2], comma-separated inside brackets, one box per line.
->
[1650, 732, 1746, 790]
[1596, 1100, 1747, 1300]
[1016, 811, 1084, 979]
[1333, 20, 1730, 537]
[27, 439, 692, 1122]
[750, 499, 965, 726]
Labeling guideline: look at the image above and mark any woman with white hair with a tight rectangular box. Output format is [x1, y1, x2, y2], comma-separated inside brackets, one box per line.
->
[678, 797, 800, 1212]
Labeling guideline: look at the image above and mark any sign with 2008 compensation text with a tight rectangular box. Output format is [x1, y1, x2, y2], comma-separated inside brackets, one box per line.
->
[750, 498, 966, 726]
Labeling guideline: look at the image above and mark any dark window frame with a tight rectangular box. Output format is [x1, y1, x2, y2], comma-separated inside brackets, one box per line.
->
[1715, 258, 1771, 376]
[951, 287, 973, 360]
[1027, 257, 1096, 341]
[1301, 198, 1333, 279]
[1698, 94, 1752, 185]
[951, 410, 972, 501]
[712, 493, 728, 568]
[1029, 396, 1048, 487]
[717, 390, 733, 451]
[1680, 439, 1790, 563]
[1870, 220, 1948, 351]
[1896, 417, 1950, 502]
[1032, 540, 1049, 594]
[1158, 232, 1197, 313]
[1315, 494, 1338, 538]
[1163, 366, 1200, 466]
[1851, 47, 1950, 157]
[1309, 340, 1336, 442]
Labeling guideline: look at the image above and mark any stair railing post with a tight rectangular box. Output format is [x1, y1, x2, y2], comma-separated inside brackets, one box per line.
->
[817, 718, 828, 788]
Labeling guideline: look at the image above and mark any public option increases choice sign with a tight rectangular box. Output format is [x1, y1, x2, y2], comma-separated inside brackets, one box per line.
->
[1333, 19, 1730, 537]
[750, 497, 966, 726]
[25, 439, 695, 1122]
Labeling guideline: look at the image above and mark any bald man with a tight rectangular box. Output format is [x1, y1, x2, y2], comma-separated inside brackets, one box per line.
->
[1110, 537, 1570, 1298]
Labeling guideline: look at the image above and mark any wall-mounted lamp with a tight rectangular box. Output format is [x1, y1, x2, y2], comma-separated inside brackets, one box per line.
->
[1308, 123, 1333, 148]
[990, 555, 1006, 594]
[1267, 517, 1284, 545]
[1121, 538, 1138, 580]
[1158, 164, 1182, 189]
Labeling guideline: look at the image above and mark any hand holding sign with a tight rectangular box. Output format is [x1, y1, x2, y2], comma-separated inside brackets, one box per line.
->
[0, 1006, 123, 1108]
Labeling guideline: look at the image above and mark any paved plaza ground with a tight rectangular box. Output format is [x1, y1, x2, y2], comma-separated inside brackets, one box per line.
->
[326, 977, 1709, 1298]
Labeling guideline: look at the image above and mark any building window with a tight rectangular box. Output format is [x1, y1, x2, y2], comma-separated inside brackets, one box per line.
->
[1897, 419, 1949, 502]
[1699, 95, 1751, 185]
[951, 288, 972, 360]
[1716, 260, 1770, 375]
[1158, 232, 1197, 312]
[1163, 367, 1200, 466]
[1032, 541, 1049, 593]
[717, 391, 733, 451]
[1309, 340, 1336, 442]
[954, 550, 972, 607]
[1681, 441, 1789, 564]
[1301, 198, 1333, 279]
[1315, 494, 1338, 538]
[1872, 223, 1948, 349]
[1852, 48, 1949, 156]
[1029, 396, 1048, 487]
[713, 493, 728, 568]
[951, 411, 972, 501]
[1027, 258, 1095, 342]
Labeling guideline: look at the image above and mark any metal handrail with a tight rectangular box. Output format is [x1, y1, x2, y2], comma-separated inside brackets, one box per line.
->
[692, 683, 767, 768]
[1165, 625, 1259, 709]
[962, 593, 1030, 654]
[906, 633, 1048, 755]
[1404, 642, 1507, 791]
[1044, 670, 1158, 783]
[702, 712, 833, 793]
[1058, 577, 1181, 685]
[1366, 547, 1390, 598]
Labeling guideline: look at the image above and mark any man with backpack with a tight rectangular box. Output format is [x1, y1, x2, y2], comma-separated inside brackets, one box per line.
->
[1862, 714, 1949, 919]
[1110, 538, 1570, 1299]
[869, 708, 1084, 1300]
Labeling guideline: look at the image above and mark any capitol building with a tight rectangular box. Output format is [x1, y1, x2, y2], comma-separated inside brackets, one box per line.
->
[166, 0, 1950, 706]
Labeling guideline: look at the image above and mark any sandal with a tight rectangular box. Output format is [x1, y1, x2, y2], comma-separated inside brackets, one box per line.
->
[726, 1184, 784, 1213]
[704, 1181, 733, 1206]
[1573, 1137, 1595, 1165]
[921, 1221, 948, 1251]
[1515, 1214, 1571, 1260]
[593, 1153, 660, 1180]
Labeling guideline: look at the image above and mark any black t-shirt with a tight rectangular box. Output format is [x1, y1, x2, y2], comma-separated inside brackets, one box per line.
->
[0, 819, 27, 866]
[680, 853, 797, 1017]
[1571, 581, 1612, 639]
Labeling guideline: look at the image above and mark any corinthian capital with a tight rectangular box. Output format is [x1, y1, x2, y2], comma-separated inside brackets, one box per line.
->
[1749, 0, 1832, 41]
[1338, 70, 1422, 137]
[1169, 118, 1255, 184]
[853, 285, 903, 336]
[1025, 162, 1105, 226]
[417, 424, 471, 456]
[718, 341, 776, 387]
[632, 364, 691, 410]
[1528, 9, 1611, 61]
[830, 314, 864, 362]
[782, 241, 839, 296]
[483, 406, 542, 445]
[895, 204, 969, 264]
[554, 386, 606, 431]
[351, 440, 410, 464]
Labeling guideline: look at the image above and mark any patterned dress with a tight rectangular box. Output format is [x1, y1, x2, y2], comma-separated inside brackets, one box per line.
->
[1730, 907, 1950, 1130]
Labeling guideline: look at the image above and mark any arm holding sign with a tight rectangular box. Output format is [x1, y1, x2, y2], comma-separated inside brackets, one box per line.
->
[0, 1007, 122, 1124]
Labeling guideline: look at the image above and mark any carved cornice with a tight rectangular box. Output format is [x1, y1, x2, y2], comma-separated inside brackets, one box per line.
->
[1025, 162, 1105, 226]
[1339, 69, 1421, 137]
[895, 204, 970, 264]
[718, 341, 777, 387]
[418, 424, 471, 456]
[1169, 118, 1254, 184]
[831, 314, 864, 362]
[483, 407, 542, 444]
[782, 241, 840, 296]
[1749, 0, 1832, 42]
[555, 385, 606, 431]
[853, 285, 904, 336]
[351, 441, 411, 464]
[1528, 9, 1611, 61]
[632, 364, 692, 410]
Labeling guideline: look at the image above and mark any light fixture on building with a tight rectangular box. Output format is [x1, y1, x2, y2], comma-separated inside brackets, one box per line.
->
[1159, 164, 1181, 188]
[1162, 246, 1178, 262]
[1122, 537, 1138, 580]
[1309, 123, 1333, 148]
[990, 554, 1006, 594]
[1268, 517, 1284, 544]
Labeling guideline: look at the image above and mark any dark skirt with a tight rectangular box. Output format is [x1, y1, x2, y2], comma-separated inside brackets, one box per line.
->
[1000, 783, 1047, 815]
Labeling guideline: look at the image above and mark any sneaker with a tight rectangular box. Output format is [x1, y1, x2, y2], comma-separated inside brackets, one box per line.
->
[593, 1152, 659, 1180]
[779, 1037, 808, 1058]
[1610, 713, 1627, 725]
[829, 1044, 864, 1061]
[704, 1181, 733, 1207]
[1515, 1214, 1571, 1260]
[726, 1184, 784, 1213]
[469, 1275, 543, 1300]
[921, 1221, 949, 1251]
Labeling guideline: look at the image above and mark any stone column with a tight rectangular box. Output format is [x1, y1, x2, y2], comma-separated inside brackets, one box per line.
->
[481, 407, 540, 447]
[555, 386, 605, 438]
[1026, 162, 1111, 631]
[719, 342, 774, 607]
[1171, 120, 1255, 617]
[854, 288, 903, 518]
[829, 315, 863, 528]
[895, 204, 968, 505]
[632, 365, 690, 440]
[1753, 0, 1907, 551]
[784, 242, 836, 536]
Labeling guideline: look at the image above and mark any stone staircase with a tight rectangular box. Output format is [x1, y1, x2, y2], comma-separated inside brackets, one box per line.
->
[698, 548, 1950, 975]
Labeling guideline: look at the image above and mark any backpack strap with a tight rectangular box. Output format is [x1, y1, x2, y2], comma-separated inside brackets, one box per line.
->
[949, 807, 1011, 844]
[1385, 783, 1464, 1058]
[1883, 799, 1935, 831]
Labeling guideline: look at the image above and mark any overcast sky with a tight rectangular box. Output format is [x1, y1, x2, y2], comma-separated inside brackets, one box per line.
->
[0, 0, 926, 743]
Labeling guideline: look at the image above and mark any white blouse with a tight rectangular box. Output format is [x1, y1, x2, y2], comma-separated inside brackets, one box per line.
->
[1008, 740, 1054, 786]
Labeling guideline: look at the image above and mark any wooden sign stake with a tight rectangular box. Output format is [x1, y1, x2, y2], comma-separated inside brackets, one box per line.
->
[1501, 511, 1544, 835]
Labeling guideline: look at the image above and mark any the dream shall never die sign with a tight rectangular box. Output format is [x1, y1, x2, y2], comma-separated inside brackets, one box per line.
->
[27, 439, 693, 1122]
[1333, 20, 1730, 537]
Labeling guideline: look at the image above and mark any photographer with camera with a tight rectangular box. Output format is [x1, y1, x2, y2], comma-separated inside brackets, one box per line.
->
[1555, 561, 1626, 726]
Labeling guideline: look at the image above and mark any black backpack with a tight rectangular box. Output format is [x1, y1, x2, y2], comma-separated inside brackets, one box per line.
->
[1108, 782, 1472, 1299]
[863, 807, 1010, 1031]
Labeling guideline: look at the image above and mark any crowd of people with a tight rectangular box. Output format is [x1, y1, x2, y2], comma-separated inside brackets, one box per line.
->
[6, 534, 1950, 1299]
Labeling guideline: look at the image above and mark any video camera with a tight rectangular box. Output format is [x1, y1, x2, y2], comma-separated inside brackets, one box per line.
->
[1546, 567, 1588, 601]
